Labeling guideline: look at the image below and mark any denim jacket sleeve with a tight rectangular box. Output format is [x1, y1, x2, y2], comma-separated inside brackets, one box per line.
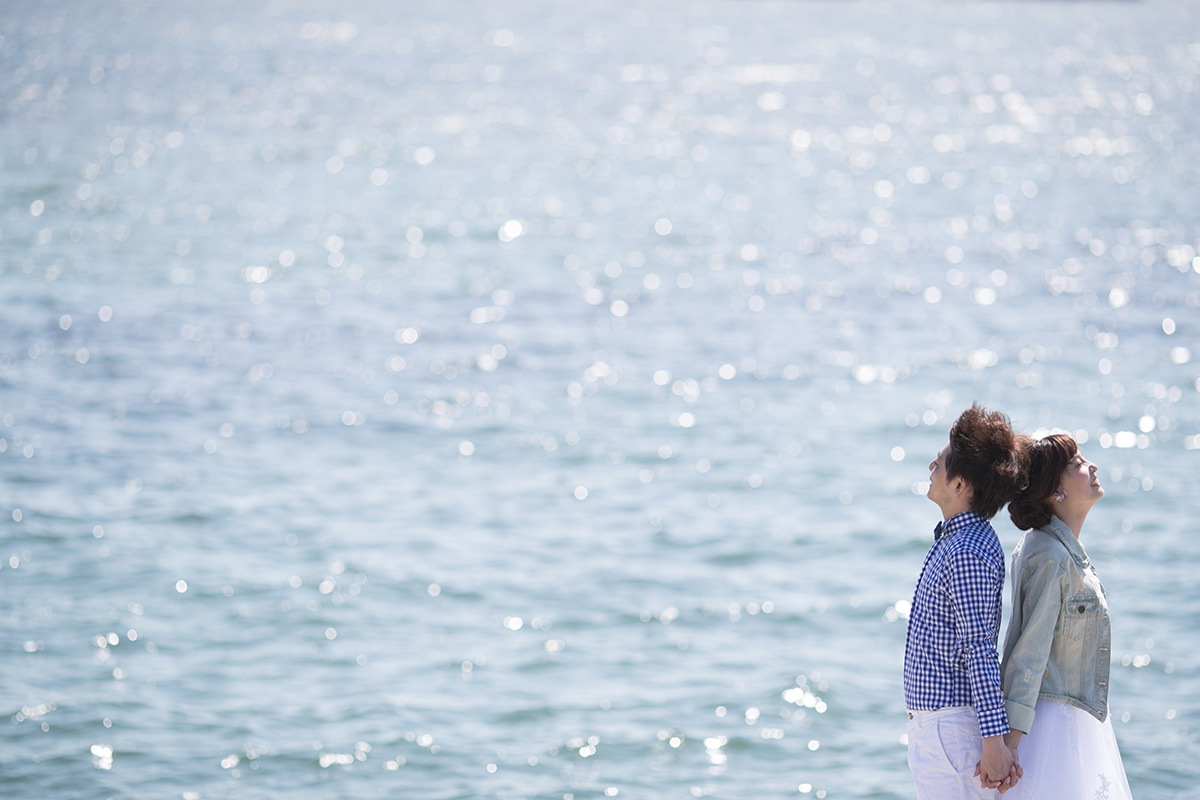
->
[1000, 556, 1067, 733]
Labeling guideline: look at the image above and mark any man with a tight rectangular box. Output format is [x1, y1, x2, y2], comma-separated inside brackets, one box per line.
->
[903, 404, 1024, 797]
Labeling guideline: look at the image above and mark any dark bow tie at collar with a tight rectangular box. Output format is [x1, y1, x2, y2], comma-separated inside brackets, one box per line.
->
[933, 521, 945, 541]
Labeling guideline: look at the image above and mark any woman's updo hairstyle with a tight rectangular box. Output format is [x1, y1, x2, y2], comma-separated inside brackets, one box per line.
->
[1009, 433, 1079, 531]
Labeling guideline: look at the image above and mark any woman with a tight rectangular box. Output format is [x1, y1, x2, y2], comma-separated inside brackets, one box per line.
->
[997, 433, 1132, 798]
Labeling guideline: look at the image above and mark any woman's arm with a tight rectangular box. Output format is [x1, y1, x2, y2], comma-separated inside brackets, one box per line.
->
[1001, 556, 1066, 733]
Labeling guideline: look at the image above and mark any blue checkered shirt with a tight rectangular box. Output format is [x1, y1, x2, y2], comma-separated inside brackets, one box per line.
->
[903, 511, 1010, 738]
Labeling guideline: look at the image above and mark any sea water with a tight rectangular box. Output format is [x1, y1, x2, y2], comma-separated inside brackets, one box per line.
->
[1, 1, 1197, 797]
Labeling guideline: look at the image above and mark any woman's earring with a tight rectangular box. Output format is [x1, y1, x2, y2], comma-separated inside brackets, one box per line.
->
[1054, 490, 1066, 502]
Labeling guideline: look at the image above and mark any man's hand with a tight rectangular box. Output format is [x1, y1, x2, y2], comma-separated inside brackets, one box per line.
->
[974, 734, 1021, 792]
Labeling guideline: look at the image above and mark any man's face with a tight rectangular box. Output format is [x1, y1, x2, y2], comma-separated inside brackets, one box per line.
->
[927, 442, 953, 508]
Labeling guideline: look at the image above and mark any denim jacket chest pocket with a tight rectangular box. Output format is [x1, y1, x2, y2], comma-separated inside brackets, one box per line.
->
[1060, 593, 1100, 642]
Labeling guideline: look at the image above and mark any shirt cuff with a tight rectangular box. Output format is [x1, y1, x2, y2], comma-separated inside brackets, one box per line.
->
[977, 705, 1011, 739]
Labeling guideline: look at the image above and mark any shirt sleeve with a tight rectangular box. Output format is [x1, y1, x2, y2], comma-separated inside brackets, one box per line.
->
[1001, 558, 1067, 733]
[947, 548, 1010, 738]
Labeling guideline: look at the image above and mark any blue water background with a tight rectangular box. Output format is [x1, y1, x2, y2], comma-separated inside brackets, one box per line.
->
[2, 1, 1198, 797]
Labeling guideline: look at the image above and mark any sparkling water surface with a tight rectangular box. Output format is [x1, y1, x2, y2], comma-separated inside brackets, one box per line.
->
[2, 1, 1198, 798]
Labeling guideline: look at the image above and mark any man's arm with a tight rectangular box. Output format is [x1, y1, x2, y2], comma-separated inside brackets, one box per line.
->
[947, 549, 1009, 738]
[946, 548, 1012, 787]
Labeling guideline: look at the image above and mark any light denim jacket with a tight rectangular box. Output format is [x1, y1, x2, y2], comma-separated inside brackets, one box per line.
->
[999, 515, 1111, 732]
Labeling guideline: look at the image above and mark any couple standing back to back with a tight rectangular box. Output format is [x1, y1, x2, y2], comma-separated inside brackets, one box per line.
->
[903, 404, 1133, 799]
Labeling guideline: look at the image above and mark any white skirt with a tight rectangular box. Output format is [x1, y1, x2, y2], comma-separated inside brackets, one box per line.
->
[1008, 698, 1132, 800]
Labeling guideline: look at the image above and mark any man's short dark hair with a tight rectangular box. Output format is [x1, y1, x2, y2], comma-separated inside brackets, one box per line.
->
[944, 403, 1023, 520]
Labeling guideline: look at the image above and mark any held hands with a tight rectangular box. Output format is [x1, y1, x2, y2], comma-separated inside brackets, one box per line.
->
[973, 733, 1022, 793]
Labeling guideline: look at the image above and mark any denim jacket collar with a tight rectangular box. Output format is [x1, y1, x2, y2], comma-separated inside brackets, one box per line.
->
[1042, 515, 1091, 569]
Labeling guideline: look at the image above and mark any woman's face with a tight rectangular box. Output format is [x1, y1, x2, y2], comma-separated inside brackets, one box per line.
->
[1060, 449, 1104, 508]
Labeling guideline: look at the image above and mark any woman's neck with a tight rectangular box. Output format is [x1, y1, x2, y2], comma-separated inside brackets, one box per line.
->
[1055, 507, 1090, 538]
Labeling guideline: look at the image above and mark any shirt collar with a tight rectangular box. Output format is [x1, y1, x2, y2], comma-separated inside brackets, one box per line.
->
[1042, 515, 1091, 567]
[934, 511, 984, 541]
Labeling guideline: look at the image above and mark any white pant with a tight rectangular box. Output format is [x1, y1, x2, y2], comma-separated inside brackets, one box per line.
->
[907, 707, 999, 800]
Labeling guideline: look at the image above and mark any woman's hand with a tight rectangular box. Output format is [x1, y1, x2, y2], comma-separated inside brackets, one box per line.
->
[975, 734, 1020, 792]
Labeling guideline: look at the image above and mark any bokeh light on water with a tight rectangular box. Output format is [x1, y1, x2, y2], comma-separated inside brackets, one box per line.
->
[1, 2, 1199, 798]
